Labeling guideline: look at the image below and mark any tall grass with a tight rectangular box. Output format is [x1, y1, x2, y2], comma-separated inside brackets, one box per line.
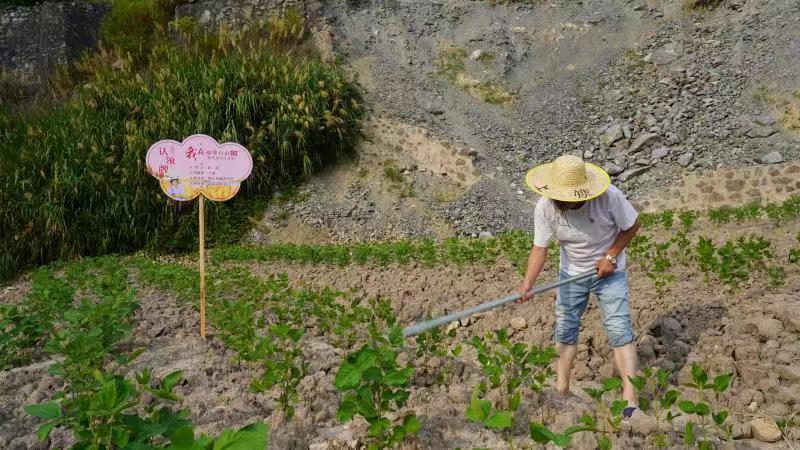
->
[0, 17, 364, 281]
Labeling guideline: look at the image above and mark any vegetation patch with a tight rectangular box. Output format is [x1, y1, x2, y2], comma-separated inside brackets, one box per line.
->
[436, 43, 513, 105]
[0, 13, 364, 282]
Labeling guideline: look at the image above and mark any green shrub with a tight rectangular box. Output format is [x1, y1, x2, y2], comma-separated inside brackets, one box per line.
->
[100, 0, 170, 62]
[0, 21, 364, 281]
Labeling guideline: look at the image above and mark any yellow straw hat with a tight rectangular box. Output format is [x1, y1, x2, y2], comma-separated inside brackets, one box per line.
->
[524, 155, 611, 202]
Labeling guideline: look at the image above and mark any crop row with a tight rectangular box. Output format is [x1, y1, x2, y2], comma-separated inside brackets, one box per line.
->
[1, 256, 268, 447]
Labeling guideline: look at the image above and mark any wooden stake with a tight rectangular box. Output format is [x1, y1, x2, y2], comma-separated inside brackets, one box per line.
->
[199, 195, 206, 338]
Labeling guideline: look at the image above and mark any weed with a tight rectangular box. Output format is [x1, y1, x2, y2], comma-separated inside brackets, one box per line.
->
[583, 377, 628, 449]
[684, 0, 724, 9]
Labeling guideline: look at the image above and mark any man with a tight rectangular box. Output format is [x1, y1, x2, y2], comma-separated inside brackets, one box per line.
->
[517, 154, 641, 415]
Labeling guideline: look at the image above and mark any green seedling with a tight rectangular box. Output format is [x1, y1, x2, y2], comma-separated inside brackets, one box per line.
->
[529, 414, 596, 448]
[628, 368, 681, 446]
[27, 369, 269, 449]
[679, 363, 733, 448]
[582, 377, 628, 449]
[467, 330, 557, 429]
[334, 326, 420, 450]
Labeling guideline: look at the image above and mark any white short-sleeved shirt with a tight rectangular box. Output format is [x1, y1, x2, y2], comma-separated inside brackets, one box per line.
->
[533, 184, 639, 276]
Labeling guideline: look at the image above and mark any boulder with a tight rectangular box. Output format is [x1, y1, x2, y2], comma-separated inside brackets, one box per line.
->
[604, 162, 625, 176]
[757, 151, 783, 164]
[756, 318, 783, 339]
[618, 166, 651, 182]
[780, 364, 800, 382]
[677, 152, 694, 167]
[600, 124, 624, 146]
[651, 146, 670, 159]
[627, 133, 659, 154]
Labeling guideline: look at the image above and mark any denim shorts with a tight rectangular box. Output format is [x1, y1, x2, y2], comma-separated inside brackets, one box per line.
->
[553, 269, 634, 347]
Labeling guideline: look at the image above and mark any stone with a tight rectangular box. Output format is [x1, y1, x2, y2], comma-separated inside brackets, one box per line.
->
[757, 151, 783, 164]
[732, 421, 752, 439]
[750, 417, 782, 442]
[677, 152, 694, 167]
[626, 409, 656, 435]
[659, 316, 683, 341]
[478, 231, 493, 240]
[469, 49, 483, 61]
[756, 318, 783, 339]
[651, 146, 670, 159]
[751, 115, 776, 127]
[628, 133, 659, 154]
[604, 162, 625, 176]
[780, 364, 800, 381]
[600, 124, 624, 146]
[746, 126, 777, 138]
[446, 321, 460, 333]
[650, 42, 683, 65]
[747, 401, 758, 413]
[420, 99, 445, 115]
[510, 317, 527, 330]
[618, 166, 651, 182]
[604, 89, 624, 103]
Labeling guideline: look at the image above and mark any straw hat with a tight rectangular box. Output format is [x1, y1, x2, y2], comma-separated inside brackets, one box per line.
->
[524, 155, 611, 202]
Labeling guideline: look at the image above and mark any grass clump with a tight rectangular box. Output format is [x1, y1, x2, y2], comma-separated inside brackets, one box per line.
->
[436, 44, 512, 105]
[0, 16, 364, 281]
[685, 0, 724, 9]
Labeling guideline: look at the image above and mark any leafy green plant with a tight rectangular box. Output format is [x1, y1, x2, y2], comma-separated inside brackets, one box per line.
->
[529, 417, 596, 448]
[679, 363, 732, 448]
[466, 384, 514, 430]
[334, 326, 420, 450]
[0, 12, 364, 281]
[583, 377, 628, 449]
[467, 330, 557, 429]
[628, 368, 681, 446]
[28, 369, 269, 449]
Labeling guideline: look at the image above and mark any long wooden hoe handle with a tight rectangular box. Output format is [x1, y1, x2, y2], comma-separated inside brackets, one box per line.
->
[401, 270, 597, 338]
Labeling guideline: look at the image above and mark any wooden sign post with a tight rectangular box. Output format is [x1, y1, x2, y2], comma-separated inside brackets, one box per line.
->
[146, 135, 253, 338]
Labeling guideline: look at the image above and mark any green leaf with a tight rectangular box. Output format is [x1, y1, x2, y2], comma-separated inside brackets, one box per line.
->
[552, 433, 572, 448]
[628, 375, 646, 392]
[683, 422, 696, 445]
[36, 423, 56, 442]
[384, 368, 412, 386]
[661, 390, 680, 408]
[167, 426, 197, 449]
[362, 367, 382, 382]
[598, 434, 612, 450]
[403, 414, 421, 434]
[25, 402, 61, 419]
[691, 363, 708, 387]
[530, 422, 556, 443]
[638, 396, 650, 412]
[162, 371, 185, 392]
[694, 402, 710, 416]
[355, 349, 378, 370]
[336, 397, 357, 423]
[465, 389, 488, 423]
[713, 373, 731, 393]
[602, 377, 622, 392]
[698, 441, 713, 450]
[713, 411, 729, 426]
[678, 400, 696, 414]
[213, 422, 268, 450]
[484, 411, 513, 429]
[334, 363, 362, 391]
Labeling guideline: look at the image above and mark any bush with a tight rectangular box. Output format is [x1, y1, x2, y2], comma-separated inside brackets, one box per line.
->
[100, 0, 171, 62]
[0, 22, 364, 281]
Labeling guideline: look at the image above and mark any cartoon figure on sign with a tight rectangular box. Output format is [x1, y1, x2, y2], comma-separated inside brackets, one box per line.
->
[145, 134, 253, 202]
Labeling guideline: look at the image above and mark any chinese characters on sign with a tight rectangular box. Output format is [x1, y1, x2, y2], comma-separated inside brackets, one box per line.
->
[145, 134, 253, 202]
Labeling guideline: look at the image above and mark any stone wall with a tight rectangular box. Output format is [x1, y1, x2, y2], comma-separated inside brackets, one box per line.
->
[0, 1, 107, 77]
[175, 0, 322, 31]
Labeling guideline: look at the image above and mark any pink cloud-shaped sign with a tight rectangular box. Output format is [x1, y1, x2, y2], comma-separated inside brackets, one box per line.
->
[146, 134, 253, 202]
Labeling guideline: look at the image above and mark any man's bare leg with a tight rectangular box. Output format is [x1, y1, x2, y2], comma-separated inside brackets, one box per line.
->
[556, 343, 578, 395]
[612, 342, 638, 406]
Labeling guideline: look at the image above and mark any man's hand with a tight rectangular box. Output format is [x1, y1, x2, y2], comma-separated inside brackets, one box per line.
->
[516, 280, 535, 303]
[596, 257, 616, 278]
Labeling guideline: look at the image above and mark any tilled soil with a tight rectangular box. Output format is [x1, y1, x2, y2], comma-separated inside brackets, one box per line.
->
[2, 221, 799, 449]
